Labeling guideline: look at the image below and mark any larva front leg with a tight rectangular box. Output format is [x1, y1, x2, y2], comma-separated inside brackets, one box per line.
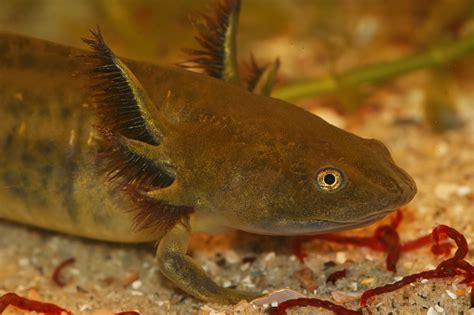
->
[156, 221, 260, 304]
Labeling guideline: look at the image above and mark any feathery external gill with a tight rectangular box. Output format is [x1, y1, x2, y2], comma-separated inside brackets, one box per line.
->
[243, 54, 266, 92]
[82, 28, 161, 146]
[82, 28, 174, 190]
[180, 0, 280, 95]
[97, 127, 174, 189]
[243, 54, 280, 96]
[127, 185, 191, 234]
[180, 0, 241, 83]
[82, 29, 192, 234]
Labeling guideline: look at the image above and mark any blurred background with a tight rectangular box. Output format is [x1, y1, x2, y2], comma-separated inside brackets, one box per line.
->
[2, 0, 473, 67]
[0, 4, 473, 313]
[1, 0, 474, 130]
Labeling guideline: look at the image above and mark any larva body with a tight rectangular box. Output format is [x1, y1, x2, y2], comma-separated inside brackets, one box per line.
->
[0, 33, 156, 242]
[0, 2, 416, 301]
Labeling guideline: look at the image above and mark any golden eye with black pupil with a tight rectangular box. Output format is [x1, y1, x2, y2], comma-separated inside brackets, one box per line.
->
[316, 168, 345, 192]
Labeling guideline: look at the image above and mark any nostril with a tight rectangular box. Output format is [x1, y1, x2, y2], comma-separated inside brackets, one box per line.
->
[392, 165, 417, 200]
[404, 174, 417, 196]
[402, 173, 415, 188]
[387, 176, 403, 195]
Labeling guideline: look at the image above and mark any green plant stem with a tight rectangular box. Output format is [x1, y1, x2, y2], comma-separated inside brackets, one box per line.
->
[272, 35, 474, 101]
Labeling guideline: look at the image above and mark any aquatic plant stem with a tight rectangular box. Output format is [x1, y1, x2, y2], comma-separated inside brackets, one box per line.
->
[272, 35, 474, 101]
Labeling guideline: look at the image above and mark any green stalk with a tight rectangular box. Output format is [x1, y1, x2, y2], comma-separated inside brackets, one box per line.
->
[272, 35, 474, 101]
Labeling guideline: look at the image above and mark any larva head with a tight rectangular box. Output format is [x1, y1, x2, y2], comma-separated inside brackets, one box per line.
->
[203, 101, 417, 236]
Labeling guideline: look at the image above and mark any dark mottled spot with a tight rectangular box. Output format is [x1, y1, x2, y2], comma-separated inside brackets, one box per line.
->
[0, 42, 8, 59]
[35, 141, 55, 155]
[61, 159, 78, 221]
[61, 107, 72, 119]
[93, 210, 111, 227]
[2, 171, 48, 207]
[18, 54, 35, 67]
[2, 133, 14, 149]
[40, 165, 53, 187]
[37, 102, 51, 117]
[21, 151, 34, 164]
[5, 101, 22, 117]
[3, 171, 17, 188]
[323, 261, 337, 270]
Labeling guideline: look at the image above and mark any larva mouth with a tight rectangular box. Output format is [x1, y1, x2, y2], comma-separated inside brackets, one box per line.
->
[239, 209, 395, 236]
[354, 208, 396, 223]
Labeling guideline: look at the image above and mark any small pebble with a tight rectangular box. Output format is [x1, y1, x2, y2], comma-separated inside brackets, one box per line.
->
[434, 305, 444, 313]
[224, 250, 240, 264]
[240, 262, 250, 271]
[445, 289, 457, 300]
[350, 282, 358, 291]
[374, 302, 383, 308]
[455, 289, 465, 296]
[331, 291, 361, 303]
[365, 253, 374, 261]
[263, 252, 275, 262]
[131, 280, 142, 290]
[293, 268, 317, 292]
[241, 275, 255, 288]
[336, 252, 346, 264]
[455, 185, 471, 197]
[251, 289, 305, 307]
[79, 304, 92, 312]
[435, 142, 448, 157]
[360, 277, 375, 286]
[121, 271, 140, 288]
[425, 264, 436, 270]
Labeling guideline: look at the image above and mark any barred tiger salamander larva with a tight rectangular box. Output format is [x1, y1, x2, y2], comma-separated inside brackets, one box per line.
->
[0, 0, 416, 303]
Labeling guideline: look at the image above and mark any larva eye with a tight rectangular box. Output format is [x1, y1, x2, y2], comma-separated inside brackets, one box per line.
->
[315, 167, 345, 192]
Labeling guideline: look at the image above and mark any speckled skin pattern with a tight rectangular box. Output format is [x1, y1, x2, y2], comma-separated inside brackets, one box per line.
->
[0, 33, 158, 242]
[0, 32, 416, 303]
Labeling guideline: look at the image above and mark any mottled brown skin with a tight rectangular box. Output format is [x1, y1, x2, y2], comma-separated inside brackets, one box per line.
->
[0, 33, 154, 242]
[0, 32, 416, 303]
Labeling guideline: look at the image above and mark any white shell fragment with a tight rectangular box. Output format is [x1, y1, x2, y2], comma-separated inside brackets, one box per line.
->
[251, 288, 306, 307]
[331, 290, 362, 303]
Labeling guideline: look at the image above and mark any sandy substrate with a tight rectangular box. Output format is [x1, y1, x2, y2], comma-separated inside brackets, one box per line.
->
[0, 84, 473, 314]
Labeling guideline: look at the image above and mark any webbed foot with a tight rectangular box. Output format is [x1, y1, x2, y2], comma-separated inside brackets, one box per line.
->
[156, 222, 261, 304]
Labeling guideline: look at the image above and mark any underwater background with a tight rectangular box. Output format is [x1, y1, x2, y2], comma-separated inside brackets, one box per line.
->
[0, 1, 473, 314]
